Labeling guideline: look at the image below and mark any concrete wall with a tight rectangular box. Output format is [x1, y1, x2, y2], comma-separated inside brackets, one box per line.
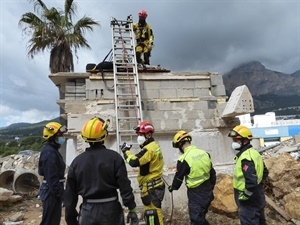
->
[49, 71, 246, 210]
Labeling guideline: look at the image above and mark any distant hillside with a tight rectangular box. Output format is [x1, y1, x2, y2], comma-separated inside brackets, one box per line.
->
[223, 61, 300, 115]
[0, 117, 60, 142]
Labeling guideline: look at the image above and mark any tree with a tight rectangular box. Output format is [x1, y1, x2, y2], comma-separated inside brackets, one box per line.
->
[19, 0, 100, 73]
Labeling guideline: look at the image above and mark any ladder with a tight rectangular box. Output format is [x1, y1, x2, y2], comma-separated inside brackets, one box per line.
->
[110, 15, 143, 152]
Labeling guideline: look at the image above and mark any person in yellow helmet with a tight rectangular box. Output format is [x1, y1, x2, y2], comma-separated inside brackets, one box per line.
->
[168, 130, 216, 225]
[121, 121, 165, 225]
[133, 9, 154, 66]
[228, 125, 269, 225]
[38, 121, 68, 225]
[64, 117, 138, 225]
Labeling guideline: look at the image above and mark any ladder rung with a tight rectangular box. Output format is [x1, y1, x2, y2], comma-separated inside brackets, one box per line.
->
[117, 104, 139, 108]
[118, 116, 141, 120]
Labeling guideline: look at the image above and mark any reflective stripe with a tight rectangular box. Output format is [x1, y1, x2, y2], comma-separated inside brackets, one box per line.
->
[139, 178, 162, 189]
[42, 179, 65, 184]
[84, 196, 118, 203]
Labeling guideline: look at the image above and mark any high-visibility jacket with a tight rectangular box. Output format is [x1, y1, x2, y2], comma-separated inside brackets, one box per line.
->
[124, 138, 164, 185]
[233, 147, 264, 191]
[133, 22, 154, 46]
[179, 145, 212, 188]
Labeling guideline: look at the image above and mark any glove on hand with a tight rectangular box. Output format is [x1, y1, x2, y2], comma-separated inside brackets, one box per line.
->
[168, 186, 173, 192]
[127, 209, 139, 225]
[238, 191, 250, 201]
[121, 142, 132, 153]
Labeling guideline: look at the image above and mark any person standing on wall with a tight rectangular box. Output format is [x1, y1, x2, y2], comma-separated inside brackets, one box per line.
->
[133, 9, 154, 66]
[38, 121, 68, 225]
[64, 117, 139, 225]
[168, 130, 216, 225]
[121, 121, 165, 225]
[228, 125, 269, 225]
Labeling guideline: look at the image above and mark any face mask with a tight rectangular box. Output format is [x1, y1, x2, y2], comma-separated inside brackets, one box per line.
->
[139, 18, 146, 25]
[232, 142, 241, 150]
[56, 137, 66, 145]
[137, 135, 146, 145]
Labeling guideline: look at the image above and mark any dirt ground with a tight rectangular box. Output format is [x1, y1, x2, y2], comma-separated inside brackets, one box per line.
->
[0, 196, 295, 225]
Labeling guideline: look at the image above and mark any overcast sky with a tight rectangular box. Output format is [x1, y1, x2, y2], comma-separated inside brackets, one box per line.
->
[0, 0, 299, 127]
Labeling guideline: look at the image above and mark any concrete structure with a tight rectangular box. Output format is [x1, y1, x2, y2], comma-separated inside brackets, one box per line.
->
[49, 71, 254, 211]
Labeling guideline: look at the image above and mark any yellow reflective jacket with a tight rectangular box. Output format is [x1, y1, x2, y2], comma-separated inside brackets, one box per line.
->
[125, 140, 164, 185]
[179, 145, 212, 188]
[233, 147, 264, 191]
[133, 22, 154, 46]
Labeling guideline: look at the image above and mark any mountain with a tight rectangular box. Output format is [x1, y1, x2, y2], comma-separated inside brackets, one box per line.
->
[223, 61, 300, 115]
[0, 117, 60, 142]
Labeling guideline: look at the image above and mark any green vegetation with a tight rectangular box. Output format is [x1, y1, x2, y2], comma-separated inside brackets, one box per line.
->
[0, 136, 44, 157]
[19, 0, 99, 73]
[0, 118, 60, 156]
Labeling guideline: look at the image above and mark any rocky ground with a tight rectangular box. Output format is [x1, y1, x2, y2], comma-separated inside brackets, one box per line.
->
[0, 195, 296, 225]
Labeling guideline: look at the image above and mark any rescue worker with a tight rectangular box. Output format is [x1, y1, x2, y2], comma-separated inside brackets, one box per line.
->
[38, 121, 68, 225]
[121, 121, 165, 225]
[228, 125, 269, 225]
[64, 117, 138, 225]
[133, 9, 154, 65]
[168, 130, 216, 225]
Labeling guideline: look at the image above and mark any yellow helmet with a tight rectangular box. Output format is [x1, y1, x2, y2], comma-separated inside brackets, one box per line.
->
[228, 125, 252, 140]
[172, 130, 192, 148]
[81, 117, 110, 142]
[43, 122, 67, 140]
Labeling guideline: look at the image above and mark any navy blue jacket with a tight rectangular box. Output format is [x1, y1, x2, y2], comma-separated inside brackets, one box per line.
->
[38, 142, 65, 200]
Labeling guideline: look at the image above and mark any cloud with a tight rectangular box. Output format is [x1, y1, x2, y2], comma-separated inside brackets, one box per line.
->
[0, 0, 299, 127]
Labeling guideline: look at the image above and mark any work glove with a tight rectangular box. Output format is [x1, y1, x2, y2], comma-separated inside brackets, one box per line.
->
[121, 142, 132, 153]
[127, 208, 139, 225]
[168, 186, 173, 193]
[238, 191, 250, 201]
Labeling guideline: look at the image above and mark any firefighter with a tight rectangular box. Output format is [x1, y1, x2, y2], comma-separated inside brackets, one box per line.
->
[64, 117, 138, 225]
[133, 9, 154, 65]
[228, 125, 269, 225]
[38, 121, 68, 225]
[168, 130, 216, 225]
[121, 121, 165, 225]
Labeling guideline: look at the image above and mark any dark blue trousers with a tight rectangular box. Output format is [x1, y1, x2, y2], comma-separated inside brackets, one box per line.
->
[187, 183, 214, 225]
[40, 192, 62, 225]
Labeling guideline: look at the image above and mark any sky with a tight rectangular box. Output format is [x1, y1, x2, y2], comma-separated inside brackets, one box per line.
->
[0, 0, 299, 128]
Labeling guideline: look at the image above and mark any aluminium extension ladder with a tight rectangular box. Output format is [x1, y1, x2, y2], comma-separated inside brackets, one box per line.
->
[111, 16, 146, 225]
[110, 15, 143, 152]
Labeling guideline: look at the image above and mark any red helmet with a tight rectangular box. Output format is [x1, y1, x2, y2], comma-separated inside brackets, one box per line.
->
[134, 121, 154, 134]
[138, 10, 148, 19]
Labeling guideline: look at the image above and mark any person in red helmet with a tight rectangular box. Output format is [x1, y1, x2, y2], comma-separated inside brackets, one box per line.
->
[133, 10, 154, 66]
[121, 121, 165, 225]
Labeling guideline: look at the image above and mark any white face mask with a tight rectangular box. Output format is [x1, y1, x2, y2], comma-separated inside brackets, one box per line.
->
[137, 135, 146, 145]
[232, 142, 241, 150]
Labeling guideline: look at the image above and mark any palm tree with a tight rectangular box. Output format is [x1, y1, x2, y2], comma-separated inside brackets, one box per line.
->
[19, 0, 99, 73]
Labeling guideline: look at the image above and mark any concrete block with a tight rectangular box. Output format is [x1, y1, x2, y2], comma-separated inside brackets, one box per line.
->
[194, 88, 210, 97]
[194, 80, 211, 88]
[161, 80, 195, 89]
[142, 80, 161, 89]
[86, 90, 96, 100]
[211, 85, 226, 96]
[177, 89, 194, 98]
[210, 74, 224, 86]
[159, 89, 177, 98]
[141, 89, 160, 99]
[156, 101, 174, 111]
[193, 101, 209, 111]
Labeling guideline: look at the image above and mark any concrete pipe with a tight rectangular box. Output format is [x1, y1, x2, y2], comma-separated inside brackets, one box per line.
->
[12, 169, 42, 197]
[0, 169, 16, 190]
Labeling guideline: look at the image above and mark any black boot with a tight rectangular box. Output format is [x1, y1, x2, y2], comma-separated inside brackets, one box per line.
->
[144, 53, 150, 65]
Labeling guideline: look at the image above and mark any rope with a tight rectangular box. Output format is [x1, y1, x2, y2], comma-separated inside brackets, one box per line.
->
[162, 176, 174, 225]
[116, 17, 140, 126]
